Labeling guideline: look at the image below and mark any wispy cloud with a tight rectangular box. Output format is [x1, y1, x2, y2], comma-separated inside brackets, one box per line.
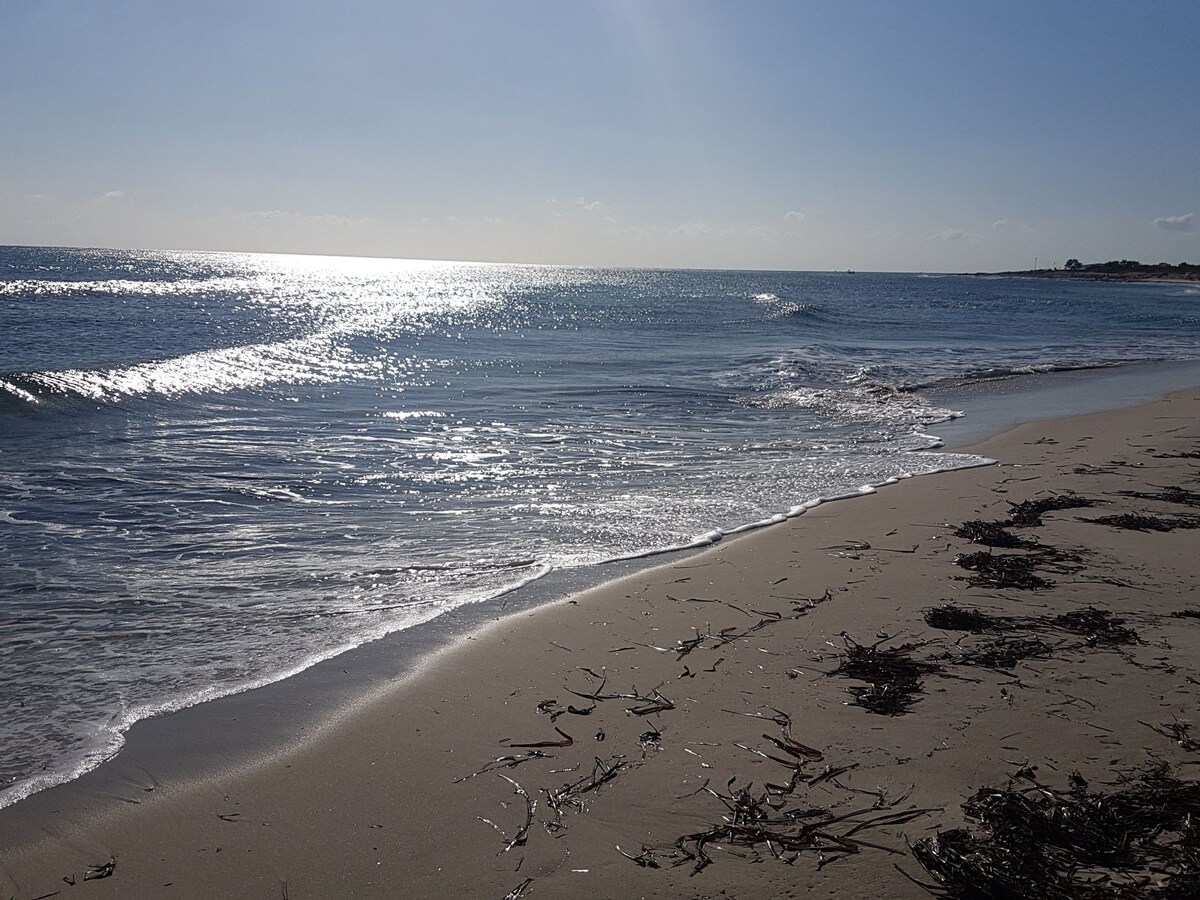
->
[545, 197, 603, 216]
[603, 223, 657, 239]
[784, 210, 805, 221]
[671, 221, 712, 238]
[238, 210, 372, 227]
[1154, 213, 1194, 232]
[928, 228, 979, 242]
[670, 221, 738, 239]
[98, 190, 125, 201]
[992, 219, 1008, 228]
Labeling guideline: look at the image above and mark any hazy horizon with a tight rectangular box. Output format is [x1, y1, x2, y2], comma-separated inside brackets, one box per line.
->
[3, 1, 1198, 272]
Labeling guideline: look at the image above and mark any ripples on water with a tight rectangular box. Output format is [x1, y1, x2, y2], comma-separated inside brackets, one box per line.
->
[1, 246, 1197, 805]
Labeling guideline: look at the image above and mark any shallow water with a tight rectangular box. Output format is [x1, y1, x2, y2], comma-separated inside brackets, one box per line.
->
[1, 246, 1196, 806]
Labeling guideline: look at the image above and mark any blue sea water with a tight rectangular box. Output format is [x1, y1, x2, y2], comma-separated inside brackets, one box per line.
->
[1, 246, 1197, 807]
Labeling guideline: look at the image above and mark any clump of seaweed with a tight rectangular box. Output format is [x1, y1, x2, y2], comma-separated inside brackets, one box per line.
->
[910, 764, 1200, 899]
[1006, 494, 1096, 528]
[954, 520, 1036, 549]
[923, 603, 1018, 634]
[621, 730, 936, 874]
[1143, 719, 1200, 752]
[1050, 607, 1139, 646]
[955, 552, 1053, 590]
[1087, 513, 1200, 533]
[656, 784, 932, 874]
[1171, 609, 1200, 620]
[1117, 486, 1200, 508]
[831, 636, 942, 716]
[943, 637, 1056, 670]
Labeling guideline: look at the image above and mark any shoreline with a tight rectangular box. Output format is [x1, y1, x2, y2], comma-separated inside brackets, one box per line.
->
[3, 379, 1200, 897]
[12, 354, 1193, 816]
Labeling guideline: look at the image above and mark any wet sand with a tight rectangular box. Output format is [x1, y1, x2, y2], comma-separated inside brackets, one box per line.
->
[2, 389, 1198, 899]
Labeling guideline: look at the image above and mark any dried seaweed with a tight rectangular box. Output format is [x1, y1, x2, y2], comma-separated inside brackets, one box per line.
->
[454, 749, 552, 783]
[832, 636, 942, 716]
[954, 520, 1036, 549]
[1171, 609, 1200, 620]
[1142, 719, 1200, 752]
[627, 775, 934, 875]
[502, 877, 534, 900]
[542, 755, 631, 830]
[954, 552, 1053, 590]
[942, 637, 1056, 670]
[923, 604, 1018, 634]
[83, 860, 115, 881]
[1087, 513, 1200, 533]
[1050, 607, 1139, 646]
[910, 764, 1200, 899]
[564, 678, 675, 716]
[506, 726, 574, 749]
[1006, 494, 1096, 528]
[1116, 486, 1200, 508]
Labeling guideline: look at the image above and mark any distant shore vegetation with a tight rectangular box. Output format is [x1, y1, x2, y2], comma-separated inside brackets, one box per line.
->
[985, 259, 1200, 282]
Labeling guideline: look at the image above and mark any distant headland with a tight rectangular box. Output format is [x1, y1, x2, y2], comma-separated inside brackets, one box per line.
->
[980, 259, 1200, 283]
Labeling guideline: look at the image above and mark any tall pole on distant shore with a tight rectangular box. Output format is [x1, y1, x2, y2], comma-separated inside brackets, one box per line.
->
[1034, 257, 1038, 271]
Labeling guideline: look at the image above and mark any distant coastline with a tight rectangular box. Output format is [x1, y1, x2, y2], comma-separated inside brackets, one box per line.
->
[977, 259, 1200, 283]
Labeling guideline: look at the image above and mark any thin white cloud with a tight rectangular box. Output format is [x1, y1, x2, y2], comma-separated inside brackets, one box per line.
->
[670, 221, 737, 239]
[575, 197, 602, 213]
[672, 221, 712, 238]
[1154, 213, 1195, 232]
[98, 190, 125, 201]
[784, 210, 805, 221]
[603, 224, 657, 239]
[992, 219, 1008, 228]
[238, 210, 372, 227]
[928, 228, 979, 242]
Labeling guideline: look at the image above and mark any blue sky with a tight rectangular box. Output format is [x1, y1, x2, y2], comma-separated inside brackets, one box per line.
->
[2, 0, 1197, 271]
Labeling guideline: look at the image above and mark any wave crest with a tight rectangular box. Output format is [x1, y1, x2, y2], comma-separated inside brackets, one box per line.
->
[8, 334, 372, 402]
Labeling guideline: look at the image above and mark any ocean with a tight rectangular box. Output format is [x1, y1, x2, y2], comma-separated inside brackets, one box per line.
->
[1, 245, 1197, 808]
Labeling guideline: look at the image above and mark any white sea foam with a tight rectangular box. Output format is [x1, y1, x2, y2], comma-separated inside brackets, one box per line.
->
[0, 378, 39, 403]
[23, 333, 370, 401]
[0, 574, 554, 811]
[744, 383, 962, 427]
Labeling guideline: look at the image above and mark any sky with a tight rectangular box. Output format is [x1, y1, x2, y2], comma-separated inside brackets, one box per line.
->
[1, 0, 1198, 272]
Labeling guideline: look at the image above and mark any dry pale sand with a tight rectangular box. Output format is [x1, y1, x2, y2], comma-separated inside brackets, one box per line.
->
[2, 390, 1199, 899]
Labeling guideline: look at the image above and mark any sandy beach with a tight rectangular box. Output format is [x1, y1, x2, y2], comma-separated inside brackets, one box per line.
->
[2, 388, 1199, 899]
